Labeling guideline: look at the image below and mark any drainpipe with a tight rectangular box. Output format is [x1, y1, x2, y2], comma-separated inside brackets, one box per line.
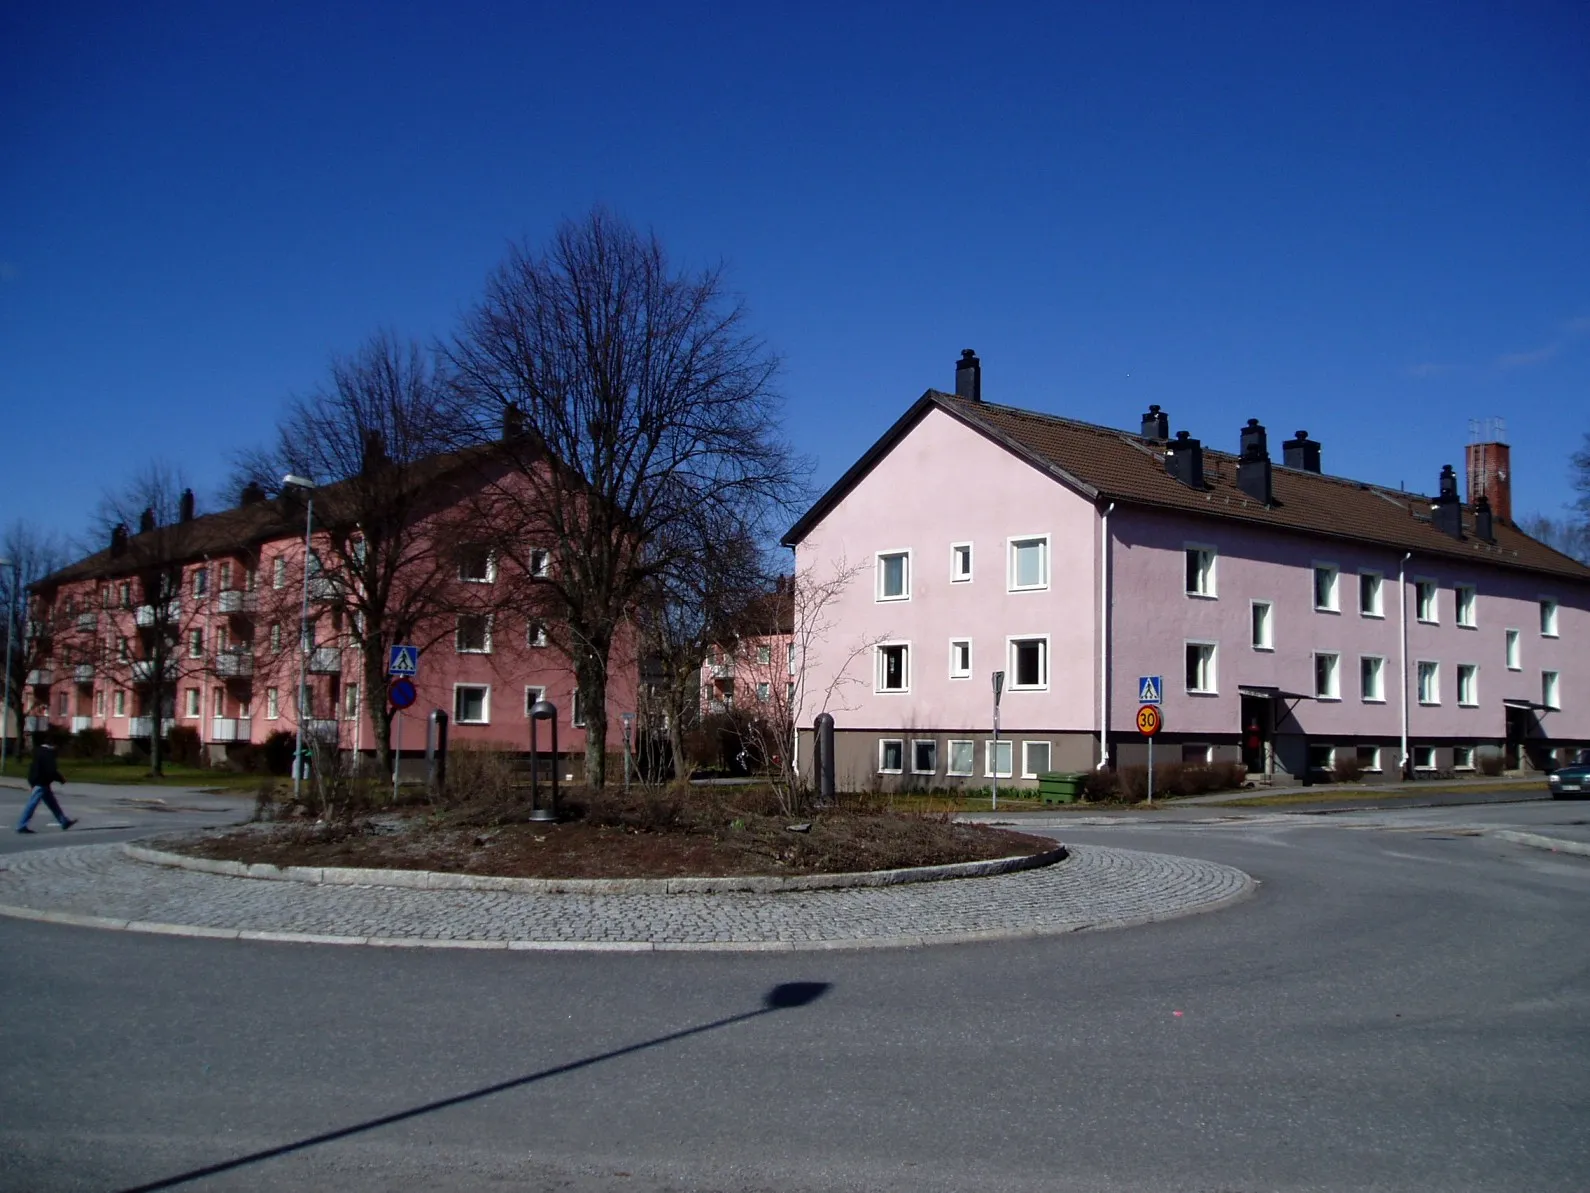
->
[1399, 551, 1411, 779]
[1098, 502, 1115, 768]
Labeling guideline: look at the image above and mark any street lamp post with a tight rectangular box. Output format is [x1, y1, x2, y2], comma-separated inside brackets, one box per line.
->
[282, 475, 315, 803]
[0, 556, 15, 776]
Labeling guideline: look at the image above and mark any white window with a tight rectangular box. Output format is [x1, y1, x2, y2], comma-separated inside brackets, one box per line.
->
[269, 622, 282, 653]
[1455, 585, 1476, 628]
[193, 567, 208, 598]
[756, 644, 771, 665]
[458, 545, 496, 583]
[984, 739, 1014, 778]
[456, 614, 492, 653]
[787, 642, 796, 673]
[454, 684, 490, 724]
[756, 681, 770, 702]
[1540, 599, 1558, 637]
[1454, 745, 1476, 770]
[1009, 536, 1049, 591]
[113, 689, 126, 717]
[527, 620, 548, 647]
[571, 691, 585, 727]
[1505, 628, 1520, 670]
[219, 561, 232, 590]
[911, 740, 937, 775]
[1182, 743, 1212, 764]
[946, 740, 974, 776]
[272, 557, 287, 589]
[95, 689, 105, 716]
[1457, 663, 1478, 707]
[524, 686, 546, 715]
[949, 638, 972, 679]
[876, 550, 910, 601]
[344, 684, 360, 718]
[119, 581, 132, 608]
[878, 739, 904, 774]
[1314, 652, 1340, 699]
[1542, 670, 1560, 710]
[1357, 745, 1382, 773]
[1416, 580, 1438, 623]
[1185, 642, 1217, 694]
[786, 680, 795, 702]
[1308, 744, 1336, 773]
[876, 643, 909, 692]
[118, 636, 130, 661]
[1251, 601, 1273, 650]
[1184, 545, 1216, 597]
[1360, 655, 1385, 702]
[184, 688, 200, 717]
[1009, 636, 1048, 690]
[529, 549, 551, 578]
[266, 688, 279, 720]
[1414, 745, 1436, 771]
[1313, 564, 1339, 612]
[1022, 741, 1052, 778]
[951, 542, 973, 583]
[188, 628, 204, 658]
[1359, 571, 1383, 617]
[1417, 661, 1440, 705]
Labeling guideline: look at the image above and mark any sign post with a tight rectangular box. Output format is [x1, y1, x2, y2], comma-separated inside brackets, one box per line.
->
[388, 646, 419, 800]
[991, 670, 1006, 811]
[1136, 703, 1163, 802]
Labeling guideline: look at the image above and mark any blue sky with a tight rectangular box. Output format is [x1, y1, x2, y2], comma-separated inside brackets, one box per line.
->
[4, 0, 1587, 548]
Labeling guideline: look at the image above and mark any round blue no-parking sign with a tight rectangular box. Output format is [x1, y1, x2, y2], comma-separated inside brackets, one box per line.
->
[388, 678, 417, 709]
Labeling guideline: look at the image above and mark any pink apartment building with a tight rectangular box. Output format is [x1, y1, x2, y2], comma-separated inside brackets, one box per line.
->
[25, 460, 632, 770]
[783, 351, 1590, 790]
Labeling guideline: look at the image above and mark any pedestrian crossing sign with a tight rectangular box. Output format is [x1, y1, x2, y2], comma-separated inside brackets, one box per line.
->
[388, 645, 419, 677]
[1138, 675, 1163, 705]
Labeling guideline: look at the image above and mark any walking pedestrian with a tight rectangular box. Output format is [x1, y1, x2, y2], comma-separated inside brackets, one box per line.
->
[16, 743, 75, 833]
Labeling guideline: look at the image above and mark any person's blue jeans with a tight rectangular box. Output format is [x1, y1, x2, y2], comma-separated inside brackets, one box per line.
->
[17, 785, 68, 830]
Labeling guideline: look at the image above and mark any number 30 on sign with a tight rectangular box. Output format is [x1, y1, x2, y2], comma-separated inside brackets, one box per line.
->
[1136, 704, 1162, 737]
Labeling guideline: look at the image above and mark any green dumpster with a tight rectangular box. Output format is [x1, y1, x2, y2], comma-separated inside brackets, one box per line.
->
[1037, 771, 1084, 804]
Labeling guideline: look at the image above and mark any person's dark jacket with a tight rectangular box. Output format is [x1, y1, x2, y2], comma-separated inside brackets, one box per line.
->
[27, 751, 65, 790]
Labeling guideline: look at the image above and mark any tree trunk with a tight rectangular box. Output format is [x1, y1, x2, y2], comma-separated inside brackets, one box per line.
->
[668, 705, 689, 784]
[364, 646, 393, 775]
[575, 636, 612, 788]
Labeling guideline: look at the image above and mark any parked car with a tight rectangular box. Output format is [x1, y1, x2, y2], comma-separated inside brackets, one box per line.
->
[1547, 750, 1590, 800]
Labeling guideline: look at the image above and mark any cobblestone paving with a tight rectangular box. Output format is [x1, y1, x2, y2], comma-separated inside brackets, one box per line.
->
[0, 843, 1253, 950]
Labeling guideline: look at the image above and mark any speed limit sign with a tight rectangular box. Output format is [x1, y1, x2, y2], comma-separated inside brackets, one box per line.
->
[1136, 704, 1163, 737]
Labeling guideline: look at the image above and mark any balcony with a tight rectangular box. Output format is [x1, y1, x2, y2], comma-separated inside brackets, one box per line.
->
[217, 589, 257, 615]
[133, 600, 181, 628]
[308, 576, 341, 602]
[26, 669, 52, 686]
[73, 664, 95, 684]
[213, 650, 254, 678]
[75, 612, 98, 632]
[705, 662, 734, 679]
[130, 659, 178, 684]
[127, 716, 177, 738]
[70, 716, 93, 734]
[210, 717, 253, 742]
[24, 716, 50, 733]
[307, 718, 340, 741]
[308, 646, 342, 674]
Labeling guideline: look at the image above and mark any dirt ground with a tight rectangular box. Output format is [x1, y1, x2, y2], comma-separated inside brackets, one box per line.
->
[170, 787, 1056, 879]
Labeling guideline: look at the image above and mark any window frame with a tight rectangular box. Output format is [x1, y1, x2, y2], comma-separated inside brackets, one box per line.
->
[984, 738, 1014, 778]
[188, 628, 204, 658]
[946, 739, 975, 777]
[1416, 660, 1440, 706]
[272, 557, 287, 589]
[1358, 570, 1384, 618]
[1250, 599, 1273, 651]
[528, 548, 552, 579]
[1455, 584, 1477, 629]
[1313, 651, 1341, 700]
[1007, 534, 1050, 592]
[1360, 654, 1385, 703]
[113, 689, 126, 717]
[950, 542, 973, 583]
[875, 641, 910, 694]
[1185, 640, 1218, 695]
[875, 549, 912, 602]
[878, 738, 905, 775]
[453, 683, 491, 725]
[1413, 745, 1437, 771]
[457, 544, 497, 584]
[265, 688, 279, 720]
[455, 613, 494, 654]
[184, 687, 200, 718]
[527, 620, 548, 648]
[1021, 740, 1052, 779]
[910, 739, 938, 776]
[1505, 627, 1521, 670]
[1184, 543, 1217, 598]
[1456, 663, 1478, 708]
[1007, 635, 1050, 691]
[1357, 745, 1382, 773]
[949, 638, 972, 680]
[1540, 598, 1559, 637]
[1312, 563, 1340, 613]
[1542, 670, 1560, 710]
[1414, 578, 1439, 624]
[1454, 745, 1476, 771]
[524, 685, 547, 716]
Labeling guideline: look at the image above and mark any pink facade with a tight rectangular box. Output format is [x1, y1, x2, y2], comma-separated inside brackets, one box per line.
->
[701, 635, 794, 717]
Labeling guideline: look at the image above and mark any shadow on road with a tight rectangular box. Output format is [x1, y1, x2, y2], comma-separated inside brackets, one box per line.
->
[115, 980, 831, 1193]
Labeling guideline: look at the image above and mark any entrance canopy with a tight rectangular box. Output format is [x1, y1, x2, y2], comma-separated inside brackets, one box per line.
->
[1502, 698, 1549, 711]
[1239, 685, 1312, 702]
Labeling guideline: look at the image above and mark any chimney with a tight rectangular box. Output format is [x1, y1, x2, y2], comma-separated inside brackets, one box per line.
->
[502, 404, 524, 441]
[954, 349, 981, 403]
[1164, 430, 1205, 489]
[1474, 494, 1495, 543]
[1431, 463, 1463, 539]
[361, 429, 388, 473]
[179, 488, 195, 523]
[138, 507, 157, 534]
[110, 524, 129, 557]
[1140, 404, 1169, 440]
[1236, 418, 1273, 505]
[239, 481, 266, 505]
[1283, 430, 1321, 473]
[1465, 437, 1512, 523]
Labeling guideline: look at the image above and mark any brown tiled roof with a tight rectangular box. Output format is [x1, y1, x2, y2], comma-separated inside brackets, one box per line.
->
[784, 391, 1590, 584]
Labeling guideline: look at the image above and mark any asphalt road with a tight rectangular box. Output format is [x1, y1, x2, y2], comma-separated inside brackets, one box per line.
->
[2, 798, 1588, 1192]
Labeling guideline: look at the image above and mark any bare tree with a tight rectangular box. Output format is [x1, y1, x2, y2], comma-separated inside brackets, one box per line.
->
[235, 332, 480, 774]
[1, 522, 67, 760]
[1519, 514, 1590, 565]
[448, 208, 806, 787]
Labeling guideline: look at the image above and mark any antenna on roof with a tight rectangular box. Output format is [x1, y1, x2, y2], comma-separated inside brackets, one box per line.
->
[1468, 416, 1506, 445]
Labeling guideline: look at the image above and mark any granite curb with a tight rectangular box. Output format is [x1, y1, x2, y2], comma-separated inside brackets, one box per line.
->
[1489, 829, 1590, 859]
[120, 840, 1068, 893]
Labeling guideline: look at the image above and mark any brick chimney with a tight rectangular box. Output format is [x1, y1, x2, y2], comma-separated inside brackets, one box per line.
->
[955, 349, 981, 403]
[1465, 438, 1511, 523]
